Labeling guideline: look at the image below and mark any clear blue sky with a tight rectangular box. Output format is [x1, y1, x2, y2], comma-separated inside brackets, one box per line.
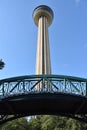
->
[0, 0, 87, 79]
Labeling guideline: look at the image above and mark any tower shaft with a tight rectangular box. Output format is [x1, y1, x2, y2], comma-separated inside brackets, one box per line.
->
[36, 16, 51, 75]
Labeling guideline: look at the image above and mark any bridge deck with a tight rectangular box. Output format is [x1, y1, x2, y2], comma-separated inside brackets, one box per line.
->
[0, 93, 87, 115]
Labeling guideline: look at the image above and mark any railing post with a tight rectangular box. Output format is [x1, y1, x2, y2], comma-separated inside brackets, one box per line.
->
[86, 82, 87, 96]
[64, 79, 66, 92]
[2, 83, 4, 96]
[23, 80, 25, 92]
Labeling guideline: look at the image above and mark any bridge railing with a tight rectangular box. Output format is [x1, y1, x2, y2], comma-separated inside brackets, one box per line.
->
[0, 75, 87, 98]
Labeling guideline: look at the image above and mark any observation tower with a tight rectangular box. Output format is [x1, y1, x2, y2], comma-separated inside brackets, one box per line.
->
[33, 5, 54, 75]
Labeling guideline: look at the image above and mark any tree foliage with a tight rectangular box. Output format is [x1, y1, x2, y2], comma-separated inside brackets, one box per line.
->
[1, 115, 87, 130]
[0, 118, 30, 130]
[0, 59, 5, 69]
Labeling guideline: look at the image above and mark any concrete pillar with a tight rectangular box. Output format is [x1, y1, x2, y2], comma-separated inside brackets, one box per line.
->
[33, 5, 53, 75]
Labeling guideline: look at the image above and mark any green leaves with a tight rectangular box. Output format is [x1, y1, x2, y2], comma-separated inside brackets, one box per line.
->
[0, 59, 5, 69]
[1, 115, 87, 130]
[0, 118, 29, 130]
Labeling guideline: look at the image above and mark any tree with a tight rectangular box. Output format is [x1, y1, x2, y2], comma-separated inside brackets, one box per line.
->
[29, 115, 87, 130]
[1, 115, 87, 130]
[29, 116, 41, 130]
[0, 118, 30, 130]
[0, 59, 5, 69]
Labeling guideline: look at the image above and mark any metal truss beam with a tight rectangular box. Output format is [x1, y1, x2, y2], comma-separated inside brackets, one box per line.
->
[0, 75, 87, 97]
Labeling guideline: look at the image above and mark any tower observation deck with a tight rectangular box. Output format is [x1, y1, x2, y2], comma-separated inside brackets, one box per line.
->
[33, 5, 54, 75]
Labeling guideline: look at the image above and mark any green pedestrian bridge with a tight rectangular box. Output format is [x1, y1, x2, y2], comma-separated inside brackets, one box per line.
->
[0, 75, 87, 124]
